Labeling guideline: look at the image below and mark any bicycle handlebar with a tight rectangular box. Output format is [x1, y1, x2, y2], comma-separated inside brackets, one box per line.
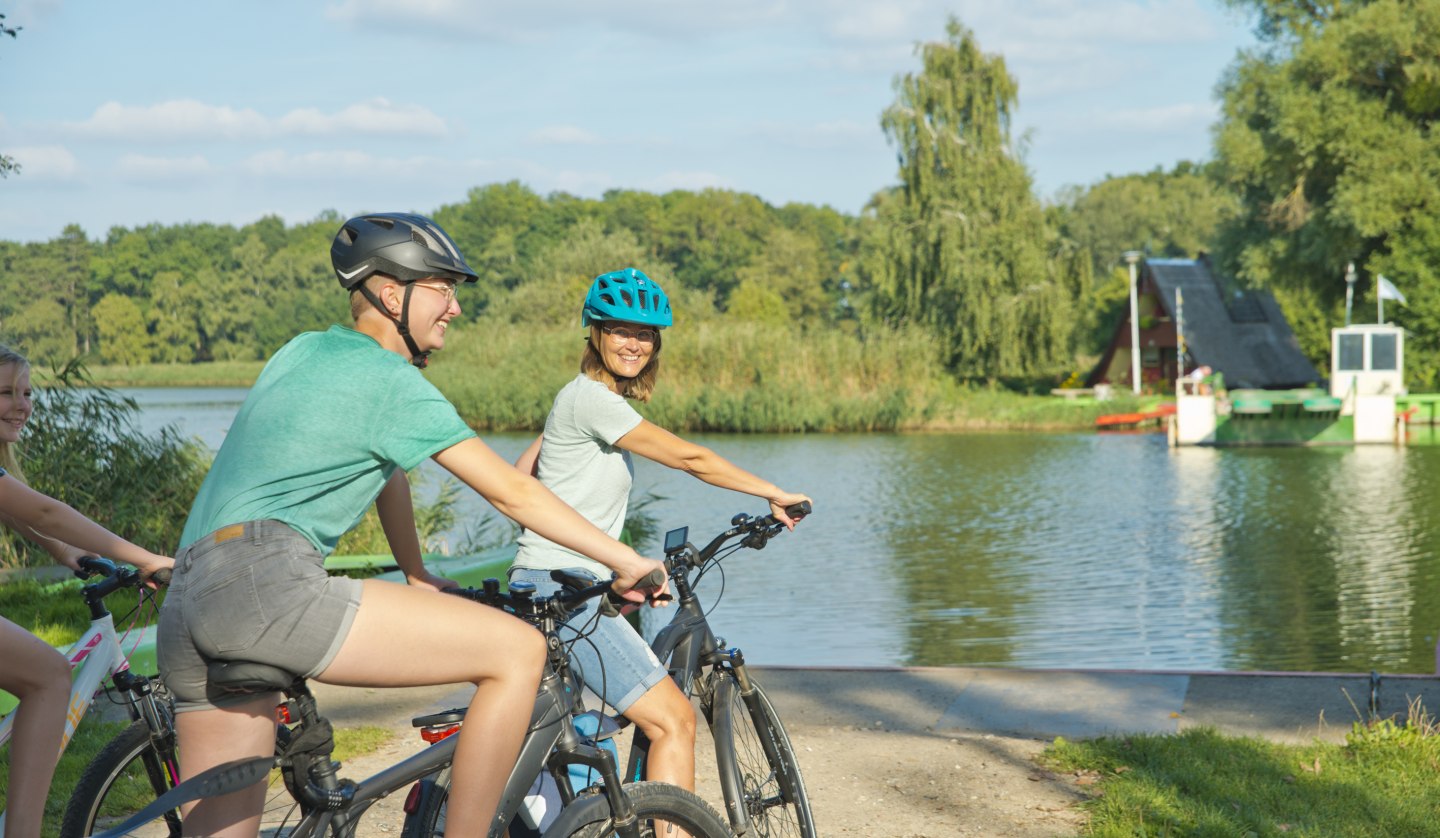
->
[74, 555, 167, 600]
[664, 500, 811, 573]
[449, 567, 666, 624]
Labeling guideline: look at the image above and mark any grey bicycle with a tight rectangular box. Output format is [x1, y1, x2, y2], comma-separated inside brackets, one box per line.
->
[624, 501, 816, 838]
[68, 572, 730, 838]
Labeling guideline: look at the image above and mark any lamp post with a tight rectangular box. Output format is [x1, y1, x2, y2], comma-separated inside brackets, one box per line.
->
[1124, 251, 1142, 395]
[1344, 261, 1356, 327]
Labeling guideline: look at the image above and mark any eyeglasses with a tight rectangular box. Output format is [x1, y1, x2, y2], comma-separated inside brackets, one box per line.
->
[601, 324, 659, 345]
[412, 280, 458, 305]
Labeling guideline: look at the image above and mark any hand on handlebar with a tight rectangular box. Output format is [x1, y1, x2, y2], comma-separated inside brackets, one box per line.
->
[406, 568, 461, 593]
[612, 559, 672, 610]
[768, 493, 813, 530]
[130, 553, 175, 589]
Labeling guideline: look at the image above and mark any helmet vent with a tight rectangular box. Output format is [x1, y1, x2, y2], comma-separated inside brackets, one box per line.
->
[338, 226, 357, 246]
[368, 217, 396, 230]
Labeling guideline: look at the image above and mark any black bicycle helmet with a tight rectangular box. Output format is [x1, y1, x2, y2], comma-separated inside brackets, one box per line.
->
[331, 213, 478, 289]
[331, 212, 478, 368]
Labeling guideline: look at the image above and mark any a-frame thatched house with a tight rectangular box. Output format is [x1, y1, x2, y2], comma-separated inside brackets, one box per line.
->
[1088, 256, 1319, 392]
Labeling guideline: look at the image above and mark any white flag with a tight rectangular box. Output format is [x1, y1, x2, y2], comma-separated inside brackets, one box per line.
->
[1378, 274, 1407, 305]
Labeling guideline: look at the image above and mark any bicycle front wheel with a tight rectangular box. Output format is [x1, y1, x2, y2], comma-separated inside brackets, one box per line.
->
[59, 719, 182, 838]
[708, 673, 816, 837]
[545, 781, 731, 838]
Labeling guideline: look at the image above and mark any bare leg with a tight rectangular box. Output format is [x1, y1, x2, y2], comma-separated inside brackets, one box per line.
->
[318, 580, 545, 836]
[174, 697, 278, 838]
[624, 678, 697, 791]
[624, 679, 698, 837]
[173, 580, 544, 837]
[0, 619, 74, 838]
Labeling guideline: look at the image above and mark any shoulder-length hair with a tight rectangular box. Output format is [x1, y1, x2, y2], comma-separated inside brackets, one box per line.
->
[580, 326, 662, 402]
[0, 344, 29, 480]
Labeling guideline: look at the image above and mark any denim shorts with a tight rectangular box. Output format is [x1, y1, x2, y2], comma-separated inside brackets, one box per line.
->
[508, 567, 667, 714]
[158, 520, 363, 713]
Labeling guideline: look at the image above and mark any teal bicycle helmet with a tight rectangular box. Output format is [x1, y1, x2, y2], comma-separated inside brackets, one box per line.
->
[581, 268, 673, 328]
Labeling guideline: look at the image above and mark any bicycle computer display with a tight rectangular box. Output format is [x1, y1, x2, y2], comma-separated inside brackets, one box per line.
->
[664, 526, 688, 553]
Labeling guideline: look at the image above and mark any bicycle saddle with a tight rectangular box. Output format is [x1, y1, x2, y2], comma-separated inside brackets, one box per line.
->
[209, 660, 303, 694]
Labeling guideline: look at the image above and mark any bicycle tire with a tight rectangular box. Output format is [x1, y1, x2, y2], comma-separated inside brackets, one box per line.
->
[545, 781, 732, 838]
[708, 673, 816, 838]
[59, 719, 182, 838]
[61, 719, 300, 838]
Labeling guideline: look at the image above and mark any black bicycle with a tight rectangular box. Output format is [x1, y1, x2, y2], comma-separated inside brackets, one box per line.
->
[64, 572, 730, 838]
[405, 503, 818, 837]
[627, 501, 816, 837]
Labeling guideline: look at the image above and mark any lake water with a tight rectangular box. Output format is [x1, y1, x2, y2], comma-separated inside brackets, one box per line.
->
[119, 387, 1440, 675]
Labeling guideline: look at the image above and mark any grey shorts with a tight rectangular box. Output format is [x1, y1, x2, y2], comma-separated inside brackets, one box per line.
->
[158, 519, 363, 713]
[508, 567, 667, 714]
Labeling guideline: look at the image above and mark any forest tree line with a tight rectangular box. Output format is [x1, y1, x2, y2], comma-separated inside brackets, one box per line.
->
[4, 1, 1438, 390]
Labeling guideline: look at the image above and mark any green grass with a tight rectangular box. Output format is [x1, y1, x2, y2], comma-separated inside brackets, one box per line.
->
[0, 578, 163, 645]
[1044, 706, 1440, 837]
[10, 715, 395, 836]
[49, 360, 267, 388]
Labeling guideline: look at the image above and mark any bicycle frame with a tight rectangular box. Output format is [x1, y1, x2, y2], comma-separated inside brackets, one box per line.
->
[274, 666, 589, 838]
[221, 583, 646, 838]
[0, 604, 136, 832]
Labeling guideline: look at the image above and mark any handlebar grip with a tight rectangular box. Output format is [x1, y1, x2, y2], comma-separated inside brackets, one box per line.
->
[551, 569, 597, 592]
[640, 568, 667, 588]
[785, 501, 812, 520]
[75, 556, 118, 579]
[148, 567, 173, 586]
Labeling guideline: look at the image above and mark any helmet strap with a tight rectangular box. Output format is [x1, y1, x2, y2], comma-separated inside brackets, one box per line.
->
[356, 282, 431, 368]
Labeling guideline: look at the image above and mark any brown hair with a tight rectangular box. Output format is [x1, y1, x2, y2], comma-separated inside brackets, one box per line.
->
[580, 326, 662, 402]
[0, 344, 29, 481]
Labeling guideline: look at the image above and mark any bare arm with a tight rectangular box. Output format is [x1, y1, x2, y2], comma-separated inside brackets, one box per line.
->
[433, 437, 662, 592]
[514, 434, 543, 477]
[0, 477, 173, 578]
[615, 420, 813, 528]
[375, 469, 455, 591]
[0, 510, 88, 572]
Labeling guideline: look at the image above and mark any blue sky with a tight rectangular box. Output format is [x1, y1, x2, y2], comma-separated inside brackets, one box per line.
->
[1, 0, 1257, 243]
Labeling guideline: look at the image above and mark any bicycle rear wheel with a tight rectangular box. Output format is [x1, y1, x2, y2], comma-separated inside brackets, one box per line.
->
[61, 719, 300, 838]
[59, 719, 182, 838]
[545, 781, 731, 838]
[707, 672, 816, 837]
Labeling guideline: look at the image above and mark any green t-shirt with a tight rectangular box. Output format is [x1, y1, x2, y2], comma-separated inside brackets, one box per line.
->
[179, 325, 476, 555]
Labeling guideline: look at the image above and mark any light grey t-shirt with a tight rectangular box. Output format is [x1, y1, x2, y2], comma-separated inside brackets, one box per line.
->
[514, 374, 644, 576]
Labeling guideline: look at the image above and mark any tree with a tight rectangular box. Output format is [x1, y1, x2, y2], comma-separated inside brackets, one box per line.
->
[1, 13, 20, 179]
[92, 293, 150, 364]
[870, 17, 1076, 379]
[1213, 0, 1440, 383]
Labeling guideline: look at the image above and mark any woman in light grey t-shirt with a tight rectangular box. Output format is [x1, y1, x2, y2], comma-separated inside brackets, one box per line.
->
[511, 267, 811, 805]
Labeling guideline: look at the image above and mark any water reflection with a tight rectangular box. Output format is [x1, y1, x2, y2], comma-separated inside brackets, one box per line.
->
[120, 386, 1440, 674]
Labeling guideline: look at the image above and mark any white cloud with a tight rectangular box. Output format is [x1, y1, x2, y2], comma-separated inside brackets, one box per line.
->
[1083, 102, 1220, 135]
[8, 145, 78, 180]
[529, 125, 601, 145]
[117, 154, 213, 182]
[277, 100, 449, 137]
[9, 0, 62, 28]
[753, 119, 876, 151]
[66, 99, 449, 143]
[324, 0, 786, 41]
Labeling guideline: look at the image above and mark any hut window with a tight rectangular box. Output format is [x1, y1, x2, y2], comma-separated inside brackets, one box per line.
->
[1337, 334, 1364, 371]
[1371, 333, 1397, 371]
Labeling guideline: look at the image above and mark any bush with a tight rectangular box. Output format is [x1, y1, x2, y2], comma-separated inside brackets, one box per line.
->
[2, 359, 209, 569]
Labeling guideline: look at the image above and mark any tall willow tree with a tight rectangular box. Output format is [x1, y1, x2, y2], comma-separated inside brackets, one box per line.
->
[871, 17, 1074, 379]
